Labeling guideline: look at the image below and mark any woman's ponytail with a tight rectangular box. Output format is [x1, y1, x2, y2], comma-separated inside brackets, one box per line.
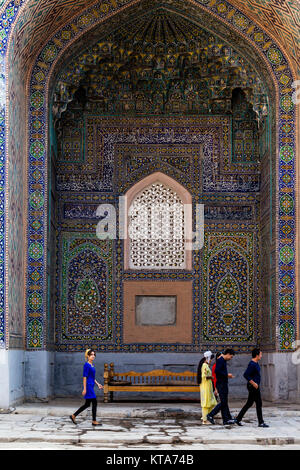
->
[85, 348, 91, 361]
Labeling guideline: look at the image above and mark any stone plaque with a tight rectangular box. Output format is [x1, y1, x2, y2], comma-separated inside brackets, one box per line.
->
[135, 296, 177, 325]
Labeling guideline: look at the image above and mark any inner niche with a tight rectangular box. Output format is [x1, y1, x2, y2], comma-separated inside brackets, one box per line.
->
[50, 8, 271, 351]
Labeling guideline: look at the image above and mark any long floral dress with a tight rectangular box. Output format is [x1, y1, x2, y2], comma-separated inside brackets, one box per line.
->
[200, 362, 217, 422]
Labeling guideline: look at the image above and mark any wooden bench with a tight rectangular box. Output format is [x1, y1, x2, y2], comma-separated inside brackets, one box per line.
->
[103, 362, 199, 403]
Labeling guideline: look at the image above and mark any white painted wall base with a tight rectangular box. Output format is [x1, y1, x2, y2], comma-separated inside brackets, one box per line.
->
[260, 352, 300, 403]
[0, 349, 25, 409]
[24, 351, 54, 401]
[0, 349, 10, 409]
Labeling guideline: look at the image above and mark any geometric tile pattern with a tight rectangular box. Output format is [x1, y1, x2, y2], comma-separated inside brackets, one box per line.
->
[56, 233, 113, 350]
[1, 1, 299, 75]
[54, 116, 260, 352]
[229, 0, 300, 75]
[202, 231, 257, 344]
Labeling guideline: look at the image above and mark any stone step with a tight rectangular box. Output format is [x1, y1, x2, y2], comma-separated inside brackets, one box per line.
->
[11, 402, 300, 419]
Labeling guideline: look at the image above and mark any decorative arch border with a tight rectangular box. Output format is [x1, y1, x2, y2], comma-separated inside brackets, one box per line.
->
[0, 0, 27, 347]
[0, 0, 296, 350]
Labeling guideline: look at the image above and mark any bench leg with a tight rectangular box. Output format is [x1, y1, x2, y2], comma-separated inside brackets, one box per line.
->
[103, 390, 109, 403]
[110, 392, 114, 402]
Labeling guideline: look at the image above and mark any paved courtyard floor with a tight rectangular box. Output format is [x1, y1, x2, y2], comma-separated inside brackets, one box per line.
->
[0, 399, 300, 450]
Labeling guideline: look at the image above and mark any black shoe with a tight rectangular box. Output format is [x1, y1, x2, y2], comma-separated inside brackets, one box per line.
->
[234, 419, 243, 426]
[224, 419, 235, 425]
[70, 415, 77, 425]
[258, 422, 269, 428]
[206, 414, 215, 425]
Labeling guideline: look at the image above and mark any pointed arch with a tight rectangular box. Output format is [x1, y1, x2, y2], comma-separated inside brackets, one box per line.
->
[24, 0, 297, 350]
[0, 0, 297, 352]
[123, 172, 193, 271]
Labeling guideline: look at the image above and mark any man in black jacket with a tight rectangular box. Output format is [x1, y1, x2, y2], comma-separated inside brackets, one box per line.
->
[235, 348, 269, 427]
[206, 348, 235, 425]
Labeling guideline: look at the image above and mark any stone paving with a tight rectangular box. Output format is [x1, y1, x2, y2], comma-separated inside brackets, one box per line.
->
[0, 400, 300, 450]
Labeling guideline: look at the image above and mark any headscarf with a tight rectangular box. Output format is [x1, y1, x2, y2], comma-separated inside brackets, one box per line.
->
[204, 350, 214, 363]
[197, 351, 214, 384]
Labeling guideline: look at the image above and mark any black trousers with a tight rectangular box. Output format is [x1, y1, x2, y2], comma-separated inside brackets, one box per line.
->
[74, 398, 97, 421]
[236, 384, 263, 424]
[209, 383, 232, 424]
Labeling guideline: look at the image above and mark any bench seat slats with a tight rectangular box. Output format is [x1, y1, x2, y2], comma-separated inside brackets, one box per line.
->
[108, 382, 197, 386]
[107, 386, 200, 392]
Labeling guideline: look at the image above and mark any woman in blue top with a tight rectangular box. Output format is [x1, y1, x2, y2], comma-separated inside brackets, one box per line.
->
[70, 349, 103, 426]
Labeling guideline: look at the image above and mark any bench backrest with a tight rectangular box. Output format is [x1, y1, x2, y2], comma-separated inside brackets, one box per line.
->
[106, 365, 197, 385]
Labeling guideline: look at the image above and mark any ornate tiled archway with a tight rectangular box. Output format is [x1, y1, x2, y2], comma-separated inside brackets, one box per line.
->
[0, 1, 298, 407]
[19, 0, 297, 353]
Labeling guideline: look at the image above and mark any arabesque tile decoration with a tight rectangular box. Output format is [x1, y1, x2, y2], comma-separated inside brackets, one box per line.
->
[0, 0, 296, 352]
[55, 115, 259, 352]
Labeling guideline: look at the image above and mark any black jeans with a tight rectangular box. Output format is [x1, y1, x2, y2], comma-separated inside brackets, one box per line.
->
[209, 382, 232, 424]
[236, 384, 263, 424]
[74, 398, 97, 421]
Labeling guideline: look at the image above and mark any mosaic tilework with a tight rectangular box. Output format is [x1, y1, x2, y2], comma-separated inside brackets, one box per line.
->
[0, 0, 296, 351]
[2, 0, 299, 75]
[6, 0, 97, 71]
[228, 0, 300, 75]
[56, 233, 113, 349]
[53, 14, 266, 124]
[0, 54, 4, 346]
[56, 112, 259, 193]
[202, 231, 257, 343]
[54, 116, 260, 352]
[0, 0, 26, 348]
[192, 1, 298, 353]
[25, 1, 297, 351]
[2, 0, 139, 348]
[231, 88, 259, 163]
